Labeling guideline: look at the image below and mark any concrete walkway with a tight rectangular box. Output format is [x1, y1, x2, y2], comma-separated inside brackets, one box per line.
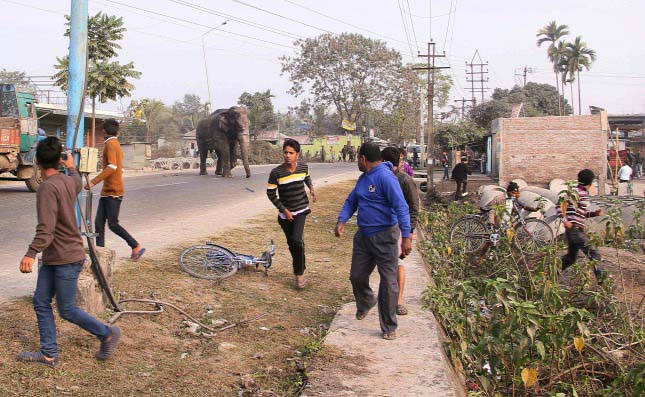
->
[303, 242, 458, 396]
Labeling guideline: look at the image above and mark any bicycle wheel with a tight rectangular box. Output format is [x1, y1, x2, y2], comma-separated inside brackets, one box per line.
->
[514, 218, 553, 255]
[178, 245, 237, 280]
[450, 216, 489, 253]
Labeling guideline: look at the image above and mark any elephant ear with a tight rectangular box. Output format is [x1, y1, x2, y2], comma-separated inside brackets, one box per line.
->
[217, 113, 229, 131]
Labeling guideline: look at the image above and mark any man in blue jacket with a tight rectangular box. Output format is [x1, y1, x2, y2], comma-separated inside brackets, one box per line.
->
[335, 143, 411, 340]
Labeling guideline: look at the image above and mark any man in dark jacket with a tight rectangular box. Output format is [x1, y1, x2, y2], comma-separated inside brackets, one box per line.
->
[335, 143, 411, 340]
[381, 147, 419, 316]
[452, 156, 471, 200]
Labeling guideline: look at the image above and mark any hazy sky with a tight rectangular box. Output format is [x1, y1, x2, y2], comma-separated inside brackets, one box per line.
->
[2, 0, 644, 115]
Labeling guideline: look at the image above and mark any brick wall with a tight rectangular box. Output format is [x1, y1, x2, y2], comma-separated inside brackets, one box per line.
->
[493, 113, 608, 187]
[498, 115, 602, 131]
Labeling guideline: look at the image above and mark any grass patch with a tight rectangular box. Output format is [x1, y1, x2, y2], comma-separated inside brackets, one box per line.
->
[0, 181, 358, 396]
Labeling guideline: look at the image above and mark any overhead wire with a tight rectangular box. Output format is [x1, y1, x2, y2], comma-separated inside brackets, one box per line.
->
[282, 0, 410, 47]
[405, 0, 420, 52]
[396, 0, 416, 59]
[165, 0, 303, 40]
[230, 0, 333, 34]
[102, 0, 295, 50]
[442, 0, 454, 52]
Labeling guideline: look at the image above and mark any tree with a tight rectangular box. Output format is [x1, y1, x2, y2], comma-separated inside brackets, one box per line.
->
[0, 69, 36, 93]
[434, 120, 485, 150]
[52, 12, 140, 146]
[537, 21, 569, 115]
[129, 99, 182, 144]
[469, 82, 572, 129]
[345, 64, 451, 143]
[172, 94, 209, 132]
[281, 33, 406, 127]
[565, 36, 596, 115]
[238, 90, 276, 133]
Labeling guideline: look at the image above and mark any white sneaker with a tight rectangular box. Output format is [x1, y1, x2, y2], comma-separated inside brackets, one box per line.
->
[461, 192, 469, 197]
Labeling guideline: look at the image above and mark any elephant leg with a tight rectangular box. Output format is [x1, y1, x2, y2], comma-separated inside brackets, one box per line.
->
[198, 142, 208, 175]
[215, 149, 223, 175]
[220, 146, 232, 178]
[229, 142, 237, 171]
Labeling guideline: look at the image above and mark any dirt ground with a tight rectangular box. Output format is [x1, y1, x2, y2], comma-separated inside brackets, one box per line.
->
[0, 182, 359, 397]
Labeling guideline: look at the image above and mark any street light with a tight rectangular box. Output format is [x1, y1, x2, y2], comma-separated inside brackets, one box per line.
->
[202, 20, 229, 112]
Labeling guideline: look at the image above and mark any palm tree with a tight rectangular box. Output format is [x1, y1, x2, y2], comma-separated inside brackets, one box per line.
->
[566, 36, 596, 115]
[536, 21, 569, 115]
[53, 57, 141, 146]
[551, 41, 569, 115]
[558, 49, 573, 115]
[53, 12, 138, 146]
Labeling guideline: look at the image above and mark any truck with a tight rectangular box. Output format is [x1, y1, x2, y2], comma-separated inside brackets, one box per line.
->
[0, 83, 43, 191]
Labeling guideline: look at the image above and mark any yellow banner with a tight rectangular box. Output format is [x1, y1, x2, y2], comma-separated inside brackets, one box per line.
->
[341, 119, 356, 131]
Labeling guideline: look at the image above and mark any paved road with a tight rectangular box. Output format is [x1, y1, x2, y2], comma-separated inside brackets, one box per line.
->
[0, 162, 359, 301]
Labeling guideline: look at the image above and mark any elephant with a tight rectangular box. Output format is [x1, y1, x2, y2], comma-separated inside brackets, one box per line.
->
[196, 106, 251, 178]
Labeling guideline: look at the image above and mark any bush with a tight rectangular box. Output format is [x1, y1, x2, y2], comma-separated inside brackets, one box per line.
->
[419, 204, 643, 396]
[249, 141, 282, 165]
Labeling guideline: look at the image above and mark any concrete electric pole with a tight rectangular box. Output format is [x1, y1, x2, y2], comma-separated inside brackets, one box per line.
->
[414, 41, 449, 195]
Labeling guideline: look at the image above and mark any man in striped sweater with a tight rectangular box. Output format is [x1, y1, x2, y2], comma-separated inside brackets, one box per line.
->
[267, 139, 316, 288]
[556, 169, 604, 282]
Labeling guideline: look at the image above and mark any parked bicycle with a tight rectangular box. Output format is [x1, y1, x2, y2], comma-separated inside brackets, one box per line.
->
[179, 241, 275, 280]
[450, 199, 554, 256]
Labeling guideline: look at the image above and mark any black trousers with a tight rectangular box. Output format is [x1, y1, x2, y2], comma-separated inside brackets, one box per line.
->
[95, 196, 138, 249]
[561, 227, 601, 271]
[278, 212, 308, 276]
[455, 179, 468, 200]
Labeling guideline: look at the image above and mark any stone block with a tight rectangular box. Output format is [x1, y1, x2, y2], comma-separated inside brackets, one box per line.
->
[37, 246, 116, 316]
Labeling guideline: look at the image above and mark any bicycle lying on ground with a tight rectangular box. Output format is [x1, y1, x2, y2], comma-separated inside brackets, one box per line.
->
[179, 241, 275, 280]
[449, 200, 554, 256]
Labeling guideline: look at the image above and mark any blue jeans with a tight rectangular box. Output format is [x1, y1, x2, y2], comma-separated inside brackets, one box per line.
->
[33, 260, 110, 357]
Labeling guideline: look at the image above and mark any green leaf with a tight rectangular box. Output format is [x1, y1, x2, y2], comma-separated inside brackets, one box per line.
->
[535, 341, 546, 360]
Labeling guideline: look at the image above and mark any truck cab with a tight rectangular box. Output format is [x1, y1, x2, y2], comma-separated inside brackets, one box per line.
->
[0, 83, 43, 191]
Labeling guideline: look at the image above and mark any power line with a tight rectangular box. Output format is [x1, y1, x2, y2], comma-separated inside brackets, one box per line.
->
[231, 0, 333, 34]
[104, 0, 295, 49]
[427, 0, 432, 41]
[396, 0, 415, 58]
[405, 0, 419, 52]
[166, 0, 303, 40]
[442, 0, 454, 52]
[412, 11, 452, 19]
[282, 0, 409, 46]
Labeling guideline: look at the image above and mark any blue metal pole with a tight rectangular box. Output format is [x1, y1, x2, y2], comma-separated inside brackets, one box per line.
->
[66, 0, 88, 226]
[66, 0, 87, 152]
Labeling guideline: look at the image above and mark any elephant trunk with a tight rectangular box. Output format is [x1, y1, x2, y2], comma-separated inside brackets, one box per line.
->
[240, 130, 251, 178]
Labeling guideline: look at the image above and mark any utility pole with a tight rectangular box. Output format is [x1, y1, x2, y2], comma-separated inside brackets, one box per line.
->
[414, 41, 449, 194]
[453, 97, 474, 118]
[466, 50, 489, 105]
[66, 0, 88, 225]
[514, 66, 534, 87]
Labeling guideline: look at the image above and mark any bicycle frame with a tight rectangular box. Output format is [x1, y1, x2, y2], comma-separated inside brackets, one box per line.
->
[221, 240, 275, 273]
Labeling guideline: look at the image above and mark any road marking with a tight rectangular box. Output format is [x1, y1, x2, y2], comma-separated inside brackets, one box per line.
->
[153, 181, 192, 188]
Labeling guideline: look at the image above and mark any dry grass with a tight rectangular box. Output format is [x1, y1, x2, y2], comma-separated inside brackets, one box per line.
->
[0, 181, 358, 397]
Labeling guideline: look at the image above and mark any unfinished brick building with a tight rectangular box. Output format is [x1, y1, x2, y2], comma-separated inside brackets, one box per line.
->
[490, 112, 608, 189]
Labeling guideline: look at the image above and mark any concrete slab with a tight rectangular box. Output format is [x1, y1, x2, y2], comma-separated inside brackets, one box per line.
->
[304, 243, 457, 396]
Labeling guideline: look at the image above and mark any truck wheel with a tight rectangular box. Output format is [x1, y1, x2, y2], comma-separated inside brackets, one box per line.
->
[25, 165, 42, 192]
